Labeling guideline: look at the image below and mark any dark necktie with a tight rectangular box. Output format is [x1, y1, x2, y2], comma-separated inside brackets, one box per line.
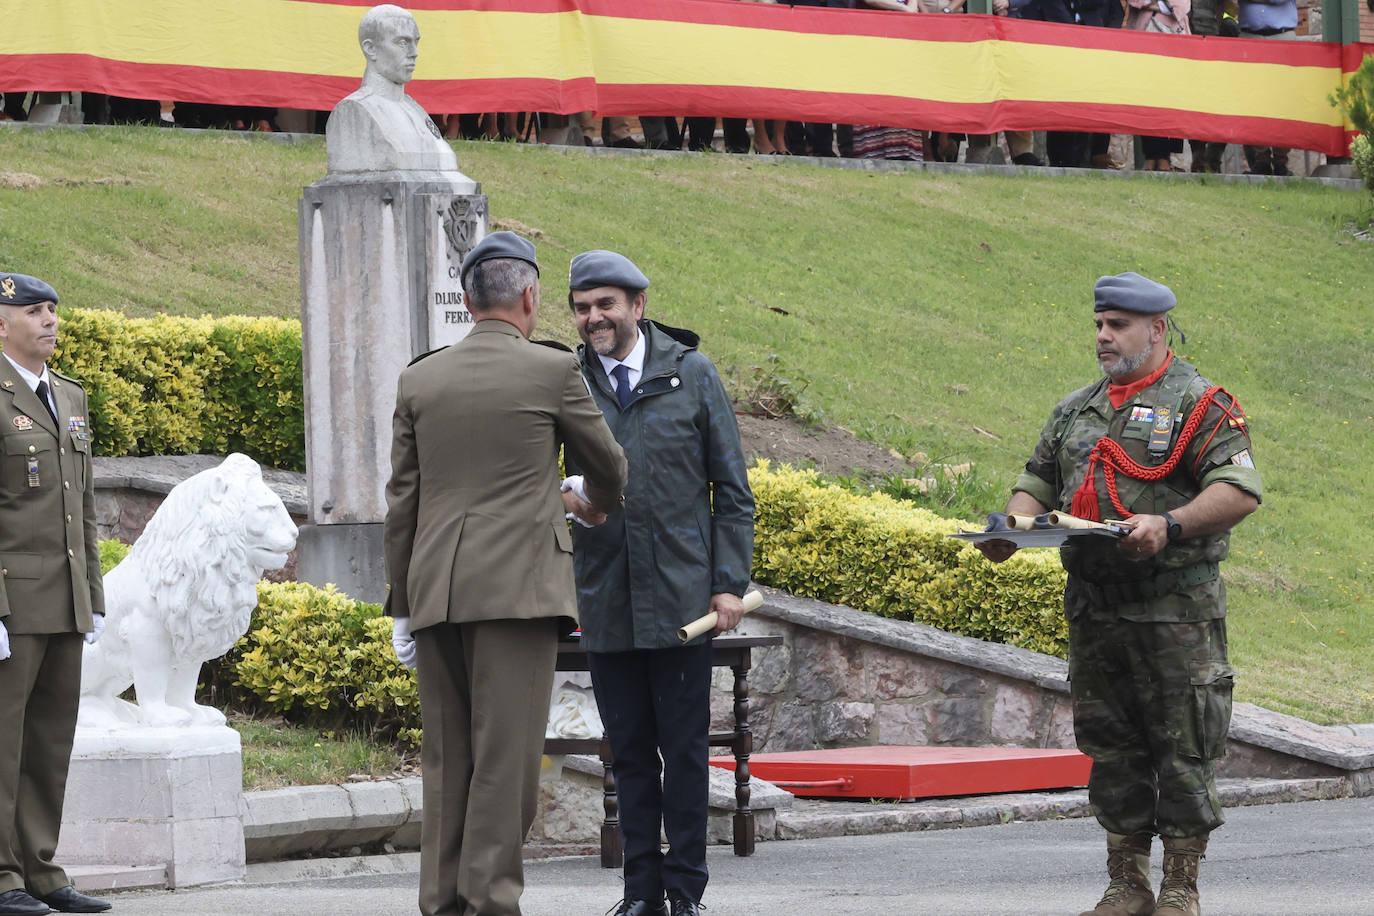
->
[34, 379, 57, 426]
[611, 364, 632, 409]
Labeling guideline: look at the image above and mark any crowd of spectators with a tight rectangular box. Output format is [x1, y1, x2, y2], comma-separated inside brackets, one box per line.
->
[2, 0, 1353, 176]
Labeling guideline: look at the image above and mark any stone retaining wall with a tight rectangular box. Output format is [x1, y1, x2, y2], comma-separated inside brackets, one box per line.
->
[719, 587, 1374, 789]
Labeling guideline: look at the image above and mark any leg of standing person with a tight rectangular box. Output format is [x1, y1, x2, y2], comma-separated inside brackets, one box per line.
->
[1007, 130, 1045, 166]
[0, 634, 84, 899]
[684, 117, 717, 151]
[809, 122, 836, 157]
[722, 118, 751, 154]
[605, 117, 641, 149]
[649, 643, 713, 908]
[588, 650, 667, 906]
[414, 618, 558, 916]
[641, 117, 673, 150]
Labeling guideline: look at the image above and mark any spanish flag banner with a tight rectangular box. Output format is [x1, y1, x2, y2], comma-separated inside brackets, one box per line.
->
[2, 0, 1368, 155]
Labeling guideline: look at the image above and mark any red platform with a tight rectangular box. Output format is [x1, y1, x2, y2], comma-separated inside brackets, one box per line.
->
[709, 746, 1092, 800]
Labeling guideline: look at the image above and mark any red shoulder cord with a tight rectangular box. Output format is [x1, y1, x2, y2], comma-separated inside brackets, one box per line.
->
[1069, 386, 1249, 521]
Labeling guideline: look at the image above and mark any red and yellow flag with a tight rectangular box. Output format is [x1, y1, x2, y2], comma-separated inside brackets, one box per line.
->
[2, 0, 1368, 155]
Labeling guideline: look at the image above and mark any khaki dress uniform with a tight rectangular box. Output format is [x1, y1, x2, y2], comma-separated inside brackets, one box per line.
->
[0, 355, 103, 899]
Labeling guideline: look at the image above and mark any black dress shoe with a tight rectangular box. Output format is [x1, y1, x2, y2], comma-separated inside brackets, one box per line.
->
[35, 887, 109, 914]
[609, 898, 668, 916]
[1011, 152, 1045, 167]
[0, 889, 52, 915]
[668, 894, 702, 916]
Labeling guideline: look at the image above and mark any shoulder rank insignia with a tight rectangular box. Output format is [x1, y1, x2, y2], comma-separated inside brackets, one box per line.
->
[406, 346, 449, 367]
[531, 339, 573, 353]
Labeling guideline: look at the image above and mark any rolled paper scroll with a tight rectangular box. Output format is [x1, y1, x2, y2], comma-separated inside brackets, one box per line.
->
[1048, 511, 1125, 531]
[676, 590, 764, 643]
[1005, 514, 1040, 531]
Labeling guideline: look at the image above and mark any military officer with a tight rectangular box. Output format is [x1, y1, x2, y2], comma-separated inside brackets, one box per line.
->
[977, 272, 1261, 916]
[0, 273, 110, 915]
[384, 233, 626, 916]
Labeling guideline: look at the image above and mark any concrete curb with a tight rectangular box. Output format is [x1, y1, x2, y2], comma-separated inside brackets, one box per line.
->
[72, 775, 1348, 893]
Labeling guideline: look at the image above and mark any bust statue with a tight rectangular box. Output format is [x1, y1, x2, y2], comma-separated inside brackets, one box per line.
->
[326, 4, 461, 174]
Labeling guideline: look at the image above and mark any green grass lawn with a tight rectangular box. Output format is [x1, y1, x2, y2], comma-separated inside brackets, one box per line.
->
[3, 125, 1372, 724]
[231, 714, 411, 791]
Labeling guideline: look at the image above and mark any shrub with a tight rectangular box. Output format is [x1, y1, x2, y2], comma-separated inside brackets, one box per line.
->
[750, 462, 1069, 656]
[1331, 54, 1374, 195]
[201, 582, 420, 747]
[99, 462, 1069, 746]
[50, 309, 303, 470]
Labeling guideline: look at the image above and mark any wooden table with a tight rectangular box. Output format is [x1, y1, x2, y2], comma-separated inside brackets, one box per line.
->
[544, 634, 783, 867]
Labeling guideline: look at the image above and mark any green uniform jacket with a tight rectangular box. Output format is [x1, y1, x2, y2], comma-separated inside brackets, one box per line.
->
[0, 357, 103, 634]
[1013, 355, 1262, 622]
[383, 320, 627, 632]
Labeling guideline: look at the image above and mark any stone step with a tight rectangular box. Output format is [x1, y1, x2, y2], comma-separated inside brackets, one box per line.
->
[773, 776, 1349, 841]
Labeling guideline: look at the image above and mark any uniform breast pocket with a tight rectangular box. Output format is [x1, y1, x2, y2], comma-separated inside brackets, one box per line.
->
[3, 434, 54, 494]
[72, 437, 92, 491]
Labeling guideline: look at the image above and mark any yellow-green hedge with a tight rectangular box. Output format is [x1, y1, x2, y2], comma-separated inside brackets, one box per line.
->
[52, 308, 304, 470]
[750, 462, 1069, 657]
[209, 582, 421, 746]
[99, 461, 1069, 745]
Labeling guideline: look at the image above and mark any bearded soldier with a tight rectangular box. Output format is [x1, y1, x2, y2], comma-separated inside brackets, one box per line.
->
[977, 272, 1261, 916]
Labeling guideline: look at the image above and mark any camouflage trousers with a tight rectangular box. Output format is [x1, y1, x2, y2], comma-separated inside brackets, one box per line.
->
[1066, 584, 1234, 838]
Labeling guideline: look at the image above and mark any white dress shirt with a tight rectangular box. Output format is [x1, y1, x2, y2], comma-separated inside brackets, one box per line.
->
[596, 326, 646, 390]
[3, 352, 55, 418]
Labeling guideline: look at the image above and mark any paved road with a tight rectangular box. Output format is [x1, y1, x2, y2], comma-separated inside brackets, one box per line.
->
[105, 796, 1374, 916]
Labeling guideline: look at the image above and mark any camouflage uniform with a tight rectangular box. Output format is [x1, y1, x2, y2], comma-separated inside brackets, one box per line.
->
[1013, 355, 1261, 838]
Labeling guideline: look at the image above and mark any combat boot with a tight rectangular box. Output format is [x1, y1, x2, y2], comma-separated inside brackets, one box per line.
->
[1154, 835, 1207, 916]
[1079, 832, 1155, 916]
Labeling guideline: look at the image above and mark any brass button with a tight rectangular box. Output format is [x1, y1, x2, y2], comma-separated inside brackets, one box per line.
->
[27, 446, 35, 454]
[1, 569, 7, 577]
[67, 548, 74, 557]
[63, 481, 70, 489]
[66, 514, 72, 523]
[59, 447, 65, 455]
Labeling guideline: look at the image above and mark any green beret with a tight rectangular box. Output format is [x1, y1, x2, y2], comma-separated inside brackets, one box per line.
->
[461, 231, 539, 284]
[0, 272, 59, 306]
[1094, 272, 1176, 314]
[569, 250, 650, 291]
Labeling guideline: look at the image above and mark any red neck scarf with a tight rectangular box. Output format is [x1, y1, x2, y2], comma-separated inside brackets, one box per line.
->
[1106, 351, 1173, 409]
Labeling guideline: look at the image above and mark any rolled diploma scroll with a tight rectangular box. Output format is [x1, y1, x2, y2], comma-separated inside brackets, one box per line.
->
[1047, 511, 1122, 530]
[676, 590, 764, 643]
[1005, 514, 1040, 531]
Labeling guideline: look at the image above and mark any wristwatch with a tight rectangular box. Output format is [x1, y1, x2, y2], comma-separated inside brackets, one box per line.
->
[1163, 512, 1183, 542]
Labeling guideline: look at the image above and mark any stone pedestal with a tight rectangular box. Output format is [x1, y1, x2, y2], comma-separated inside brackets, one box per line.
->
[296, 170, 487, 600]
[294, 521, 387, 605]
[57, 726, 245, 889]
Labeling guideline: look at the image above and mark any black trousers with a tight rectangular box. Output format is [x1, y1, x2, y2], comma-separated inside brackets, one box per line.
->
[588, 642, 713, 904]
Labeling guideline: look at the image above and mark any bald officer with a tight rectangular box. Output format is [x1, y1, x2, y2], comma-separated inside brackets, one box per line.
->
[384, 233, 626, 916]
[978, 273, 1260, 916]
[0, 273, 109, 915]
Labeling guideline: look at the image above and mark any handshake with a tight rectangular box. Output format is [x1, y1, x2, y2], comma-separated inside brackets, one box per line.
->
[559, 475, 607, 528]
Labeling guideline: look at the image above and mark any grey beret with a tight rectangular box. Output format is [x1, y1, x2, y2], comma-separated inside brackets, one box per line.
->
[1094, 272, 1176, 314]
[0, 272, 59, 306]
[569, 250, 650, 291]
[460, 231, 539, 283]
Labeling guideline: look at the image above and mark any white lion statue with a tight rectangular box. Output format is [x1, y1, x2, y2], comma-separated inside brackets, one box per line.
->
[79, 453, 299, 729]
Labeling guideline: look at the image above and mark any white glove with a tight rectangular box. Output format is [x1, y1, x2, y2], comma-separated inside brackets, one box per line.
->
[85, 613, 105, 645]
[391, 617, 417, 669]
[0, 620, 9, 661]
[560, 475, 597, 528]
